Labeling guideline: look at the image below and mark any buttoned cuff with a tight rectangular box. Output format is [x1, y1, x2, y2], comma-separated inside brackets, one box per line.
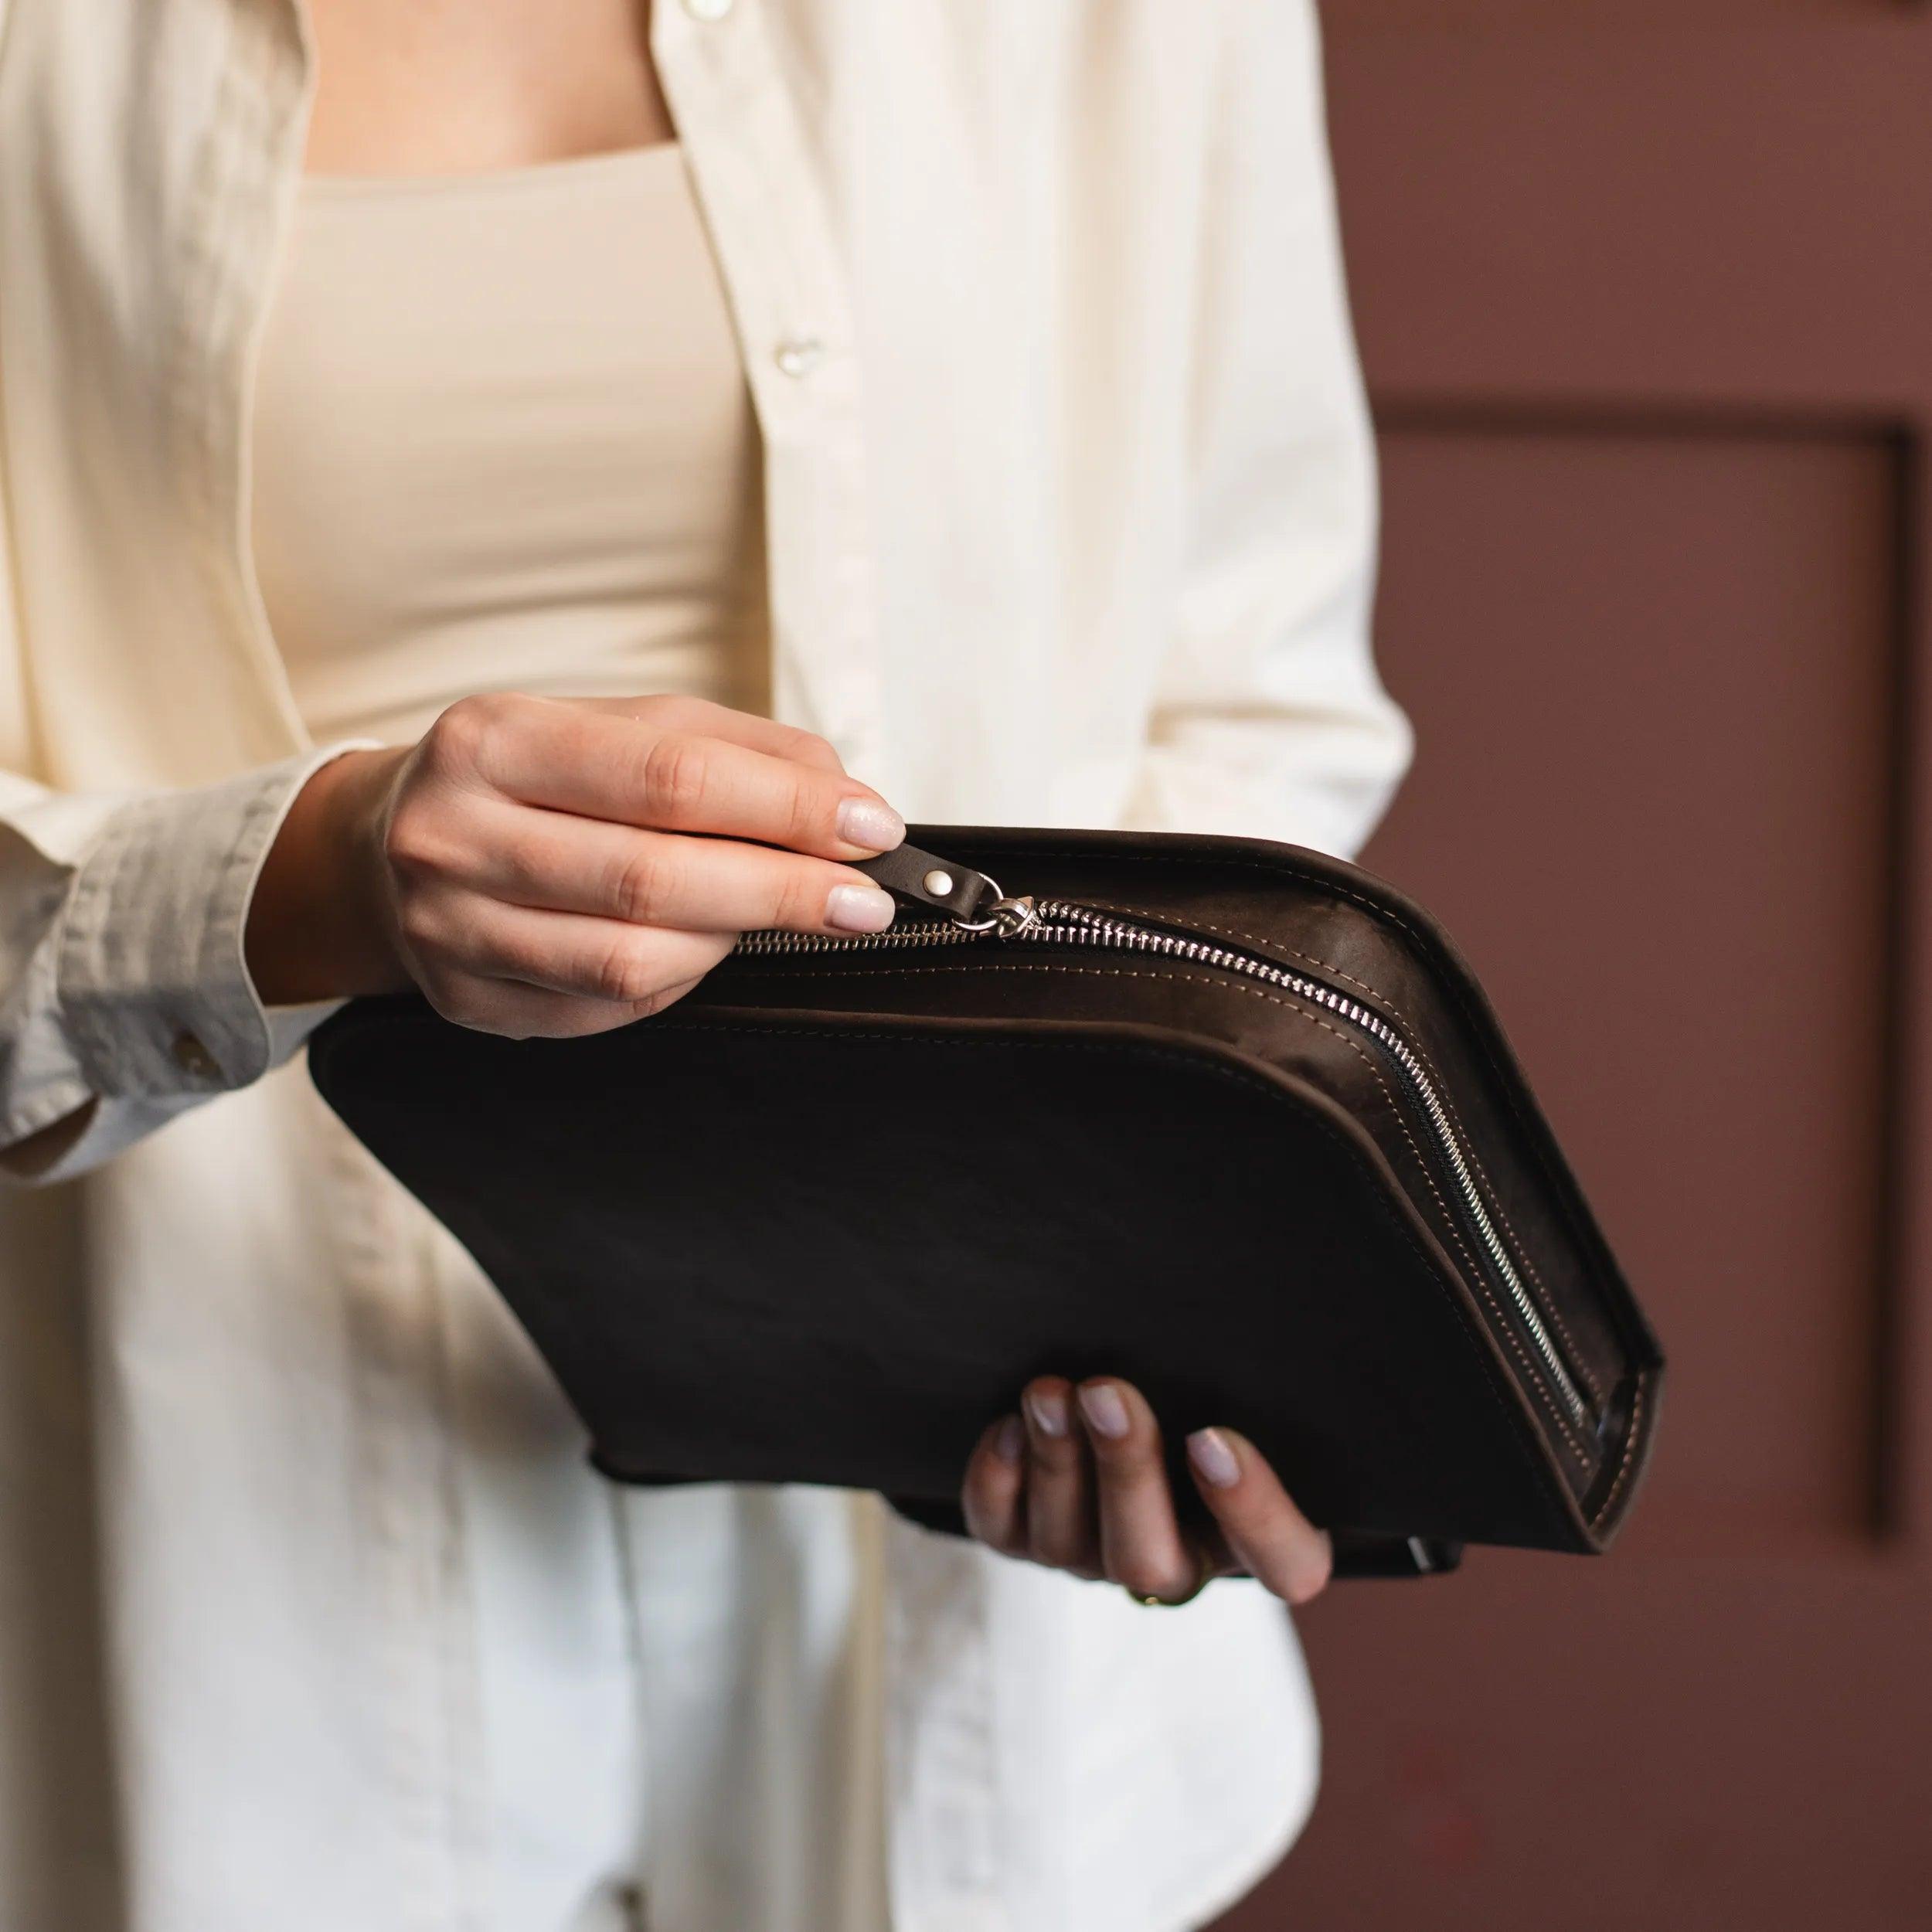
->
[56, 744, 376, 1103]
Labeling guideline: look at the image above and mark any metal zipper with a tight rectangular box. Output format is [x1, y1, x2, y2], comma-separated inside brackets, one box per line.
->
[733, 891, 1595, 1434]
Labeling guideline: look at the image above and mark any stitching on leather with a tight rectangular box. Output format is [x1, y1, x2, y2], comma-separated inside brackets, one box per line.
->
[733, 957, 1592, 1462]
[1414, 1121, 1602, 1400]
[1006, 844, 1634, 1353]
[1590, 1377, 1647, 1532]
[1075, 897, 1607, 1406]
[1077, 899, 1395, 1005]
[636, 1013, 1584, 1525]
[1075, 898, 1599, 1386]
[321, 1009, 1607, 1533]
[738, 959, 1591, 1463]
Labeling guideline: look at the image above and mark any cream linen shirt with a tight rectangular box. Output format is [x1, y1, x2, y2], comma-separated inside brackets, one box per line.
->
[0, 3, 1412, 1930]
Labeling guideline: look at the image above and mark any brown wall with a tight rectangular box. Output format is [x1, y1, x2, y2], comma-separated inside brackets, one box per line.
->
[1218, 7, 1932, 1927]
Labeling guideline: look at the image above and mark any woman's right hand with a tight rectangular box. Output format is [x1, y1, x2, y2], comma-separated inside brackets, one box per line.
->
[245, 692, 906, 1034]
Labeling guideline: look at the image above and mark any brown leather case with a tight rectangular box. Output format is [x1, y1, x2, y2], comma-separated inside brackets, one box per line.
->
[308, 827, 1663, 1579]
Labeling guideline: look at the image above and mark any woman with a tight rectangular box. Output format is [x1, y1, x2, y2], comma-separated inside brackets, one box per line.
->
[0, 2, 1411, 1928]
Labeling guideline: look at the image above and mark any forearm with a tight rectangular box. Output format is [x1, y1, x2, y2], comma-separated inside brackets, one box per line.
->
[0, 689, 906, 1185]
[243, 745, 410, 1005]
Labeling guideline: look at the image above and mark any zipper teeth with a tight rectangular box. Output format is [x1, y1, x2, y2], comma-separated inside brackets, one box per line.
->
[733, 902, 1593, 1432]
[734, 921, 992, 955]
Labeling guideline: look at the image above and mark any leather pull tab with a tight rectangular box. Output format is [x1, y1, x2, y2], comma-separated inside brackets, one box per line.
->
[853, 842, 1001, 923]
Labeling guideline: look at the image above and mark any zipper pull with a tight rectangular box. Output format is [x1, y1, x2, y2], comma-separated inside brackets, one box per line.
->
[853, 842, 1005, 926]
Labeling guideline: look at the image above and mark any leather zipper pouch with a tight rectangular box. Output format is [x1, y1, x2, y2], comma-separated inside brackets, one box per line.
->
[308, 826, 1663, 1578]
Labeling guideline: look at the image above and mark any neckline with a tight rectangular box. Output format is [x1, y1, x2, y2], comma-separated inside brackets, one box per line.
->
[301, 140, 685, 202]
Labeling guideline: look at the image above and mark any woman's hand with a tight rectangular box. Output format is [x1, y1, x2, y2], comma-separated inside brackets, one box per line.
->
[961, 1375, 1332, 1607]
[246, 693, 906, 1032]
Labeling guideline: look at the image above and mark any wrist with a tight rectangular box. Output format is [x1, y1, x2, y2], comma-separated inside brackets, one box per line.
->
[245, 747, 411, 1005]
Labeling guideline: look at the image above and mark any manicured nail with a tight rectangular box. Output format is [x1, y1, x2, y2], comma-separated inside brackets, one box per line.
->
[1077, 1382, 1130, 1441]
[1187, 1428, 1241, 1490]
[835, 796, 906, 853]
[825, 883, 896, 933]
[1024, 1387, 1069, 1439]
[992, 1414, 1025, 1463]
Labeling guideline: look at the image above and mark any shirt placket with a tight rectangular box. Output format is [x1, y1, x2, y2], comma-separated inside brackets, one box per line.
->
[654, 11, 1007, 1927]
[651, 0, 886, 779]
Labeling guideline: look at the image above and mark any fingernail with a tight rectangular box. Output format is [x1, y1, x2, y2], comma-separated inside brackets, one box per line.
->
[992, 1415, 1025, 1463]
[1187, 1428, 1240, 1490]
[1077, 1382, 1130, 1441]
[1023, 1387, 1069, 1439]
[825, 883, 896, 933]
[835, 796, 906, 853]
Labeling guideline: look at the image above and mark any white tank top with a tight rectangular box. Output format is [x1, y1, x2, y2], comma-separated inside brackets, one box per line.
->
[247, 144, 780, 1914]
[250, 142, 769, 747]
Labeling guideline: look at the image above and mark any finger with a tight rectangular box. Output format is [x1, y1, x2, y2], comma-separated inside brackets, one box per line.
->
[961, 1414, 1027, 1554]
[448, 700, 903, 858]
[418, 973, 707, 1041]
[1021, 1377, 1100, 1577]
[570, 696, 848, 774]
[1185, 1427, 1333, 1606]
[1073, 1378, 1202, 1603]
[433, 801, 896, 936]
[403, 894, 734, 1008]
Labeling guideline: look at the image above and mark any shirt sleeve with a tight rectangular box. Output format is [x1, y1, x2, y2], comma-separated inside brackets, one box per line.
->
[0, 744, 372, 1183]
[1121, 0, 1412, 863]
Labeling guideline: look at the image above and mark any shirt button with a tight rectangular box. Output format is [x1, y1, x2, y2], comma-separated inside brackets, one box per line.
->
[774, 337, 825, 379]
[169, 1029, 221, 1082]
[683, 0, 733, 19]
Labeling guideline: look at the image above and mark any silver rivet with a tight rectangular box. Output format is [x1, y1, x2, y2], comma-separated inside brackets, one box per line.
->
[922, 868, 955, 899]
[774, 337, 825, 379]
[683, 0, 733, 19]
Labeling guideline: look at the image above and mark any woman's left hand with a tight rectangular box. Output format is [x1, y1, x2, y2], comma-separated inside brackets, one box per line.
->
[960, 1375, 1332, 1607]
